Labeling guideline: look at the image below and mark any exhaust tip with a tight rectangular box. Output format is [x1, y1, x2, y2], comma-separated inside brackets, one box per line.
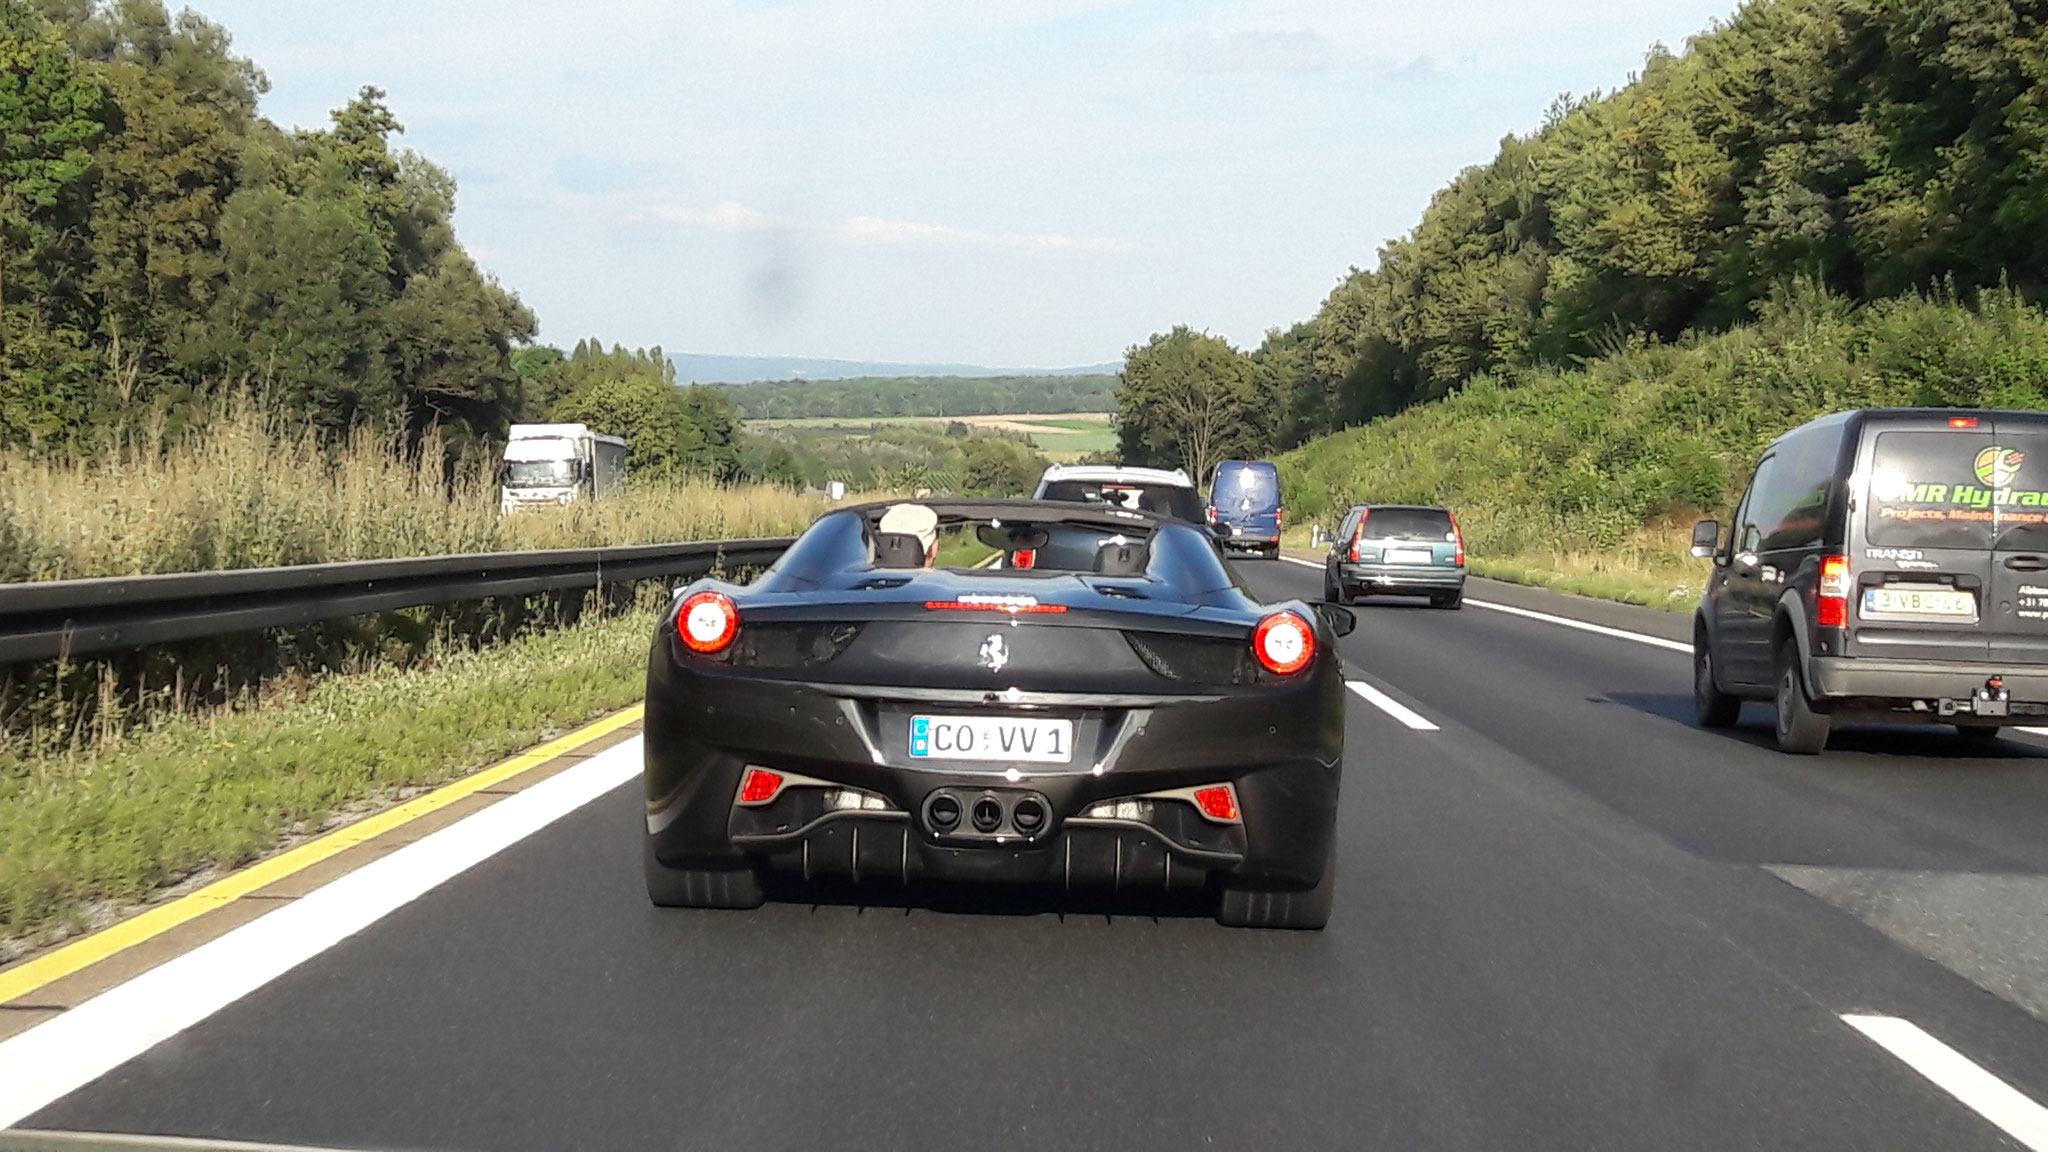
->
[970, 796, 1004, 833]
[1012, 797, 1046, 833]
[927, 794, 961, 830]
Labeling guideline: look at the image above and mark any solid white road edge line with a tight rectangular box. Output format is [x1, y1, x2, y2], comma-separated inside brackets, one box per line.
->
[1843, 1014, 2048, 1151]
[0, 737, 644, 1129]
[1275, 554, 1690, 654]
[1347, 680, 1440, 732]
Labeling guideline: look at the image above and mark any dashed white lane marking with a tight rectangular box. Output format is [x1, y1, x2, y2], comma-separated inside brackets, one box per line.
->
[1462, 598, 1692, 654]
[1346, 680, 1440, 731]
[1275, 554, 1689, 654]
[0, 738, 643, 1128]
[1844, 1015, 2048, 1151]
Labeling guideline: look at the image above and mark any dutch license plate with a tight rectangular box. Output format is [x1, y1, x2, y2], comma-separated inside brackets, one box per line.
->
[909, 715, 1074, 763]
[1863, 586, 1977, 619]
[1385, 548, 1434, 565]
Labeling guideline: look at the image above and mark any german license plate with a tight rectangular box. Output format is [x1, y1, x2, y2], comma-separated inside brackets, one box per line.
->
[909, 715, 1073, 763]
[1385, 548, 1434, 565]
[1863, 586, 1977, 619]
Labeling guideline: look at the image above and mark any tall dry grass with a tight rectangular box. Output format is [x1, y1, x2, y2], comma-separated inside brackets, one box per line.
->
[0, 398, 826, 583]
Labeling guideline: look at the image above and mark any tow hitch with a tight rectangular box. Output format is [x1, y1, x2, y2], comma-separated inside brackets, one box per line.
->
[1938, 677, 2010, 718]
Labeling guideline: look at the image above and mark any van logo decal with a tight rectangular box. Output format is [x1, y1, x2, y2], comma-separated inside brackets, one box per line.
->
[1976, 445, 2025, 488]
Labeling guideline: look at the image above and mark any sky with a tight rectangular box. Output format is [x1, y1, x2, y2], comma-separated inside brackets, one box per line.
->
[186, 0, 1740, 368]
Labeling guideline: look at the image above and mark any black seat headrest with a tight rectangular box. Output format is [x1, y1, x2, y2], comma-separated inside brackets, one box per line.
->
[1094, 542, 1147, 576]
[874, 532, 928, 569]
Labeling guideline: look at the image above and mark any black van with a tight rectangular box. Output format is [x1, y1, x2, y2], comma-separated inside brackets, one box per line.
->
[1693, 408, 2048, 753]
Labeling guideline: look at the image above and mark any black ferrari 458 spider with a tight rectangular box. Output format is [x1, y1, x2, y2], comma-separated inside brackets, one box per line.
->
[641, 498, 1350, 928]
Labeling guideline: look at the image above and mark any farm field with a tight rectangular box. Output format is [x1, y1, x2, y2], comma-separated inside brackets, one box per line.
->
[752, 411, 1116, 462]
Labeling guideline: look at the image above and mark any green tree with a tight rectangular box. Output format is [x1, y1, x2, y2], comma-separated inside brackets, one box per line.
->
[1114, 327, 1263, 481]
[0, 0, 105, 446]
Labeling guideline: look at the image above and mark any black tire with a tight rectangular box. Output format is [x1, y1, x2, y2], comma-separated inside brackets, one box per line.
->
[1324, 570, 1341, 603]
[1693, 631, 1742, 729]
[1431, 589, 1464, 610]
[1954, 724, 2002, 743]
[644, 837, 764, 909]
[1217, 846, 1336, 930]
[1265, 544, 1282, 561]
[1772, 642, 1830, 755]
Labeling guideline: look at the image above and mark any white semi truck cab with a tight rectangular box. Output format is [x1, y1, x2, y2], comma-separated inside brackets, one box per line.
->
[499, 423, 628, 513]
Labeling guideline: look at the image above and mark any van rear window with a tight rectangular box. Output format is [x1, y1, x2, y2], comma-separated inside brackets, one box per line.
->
[1867, 429, 2048, 550]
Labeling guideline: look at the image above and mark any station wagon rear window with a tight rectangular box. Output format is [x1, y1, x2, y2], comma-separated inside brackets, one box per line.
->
[1360, 508, 1454, 541]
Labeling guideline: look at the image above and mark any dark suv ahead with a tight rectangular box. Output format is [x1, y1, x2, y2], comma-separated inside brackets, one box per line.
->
[1693, 407, 2048, 753]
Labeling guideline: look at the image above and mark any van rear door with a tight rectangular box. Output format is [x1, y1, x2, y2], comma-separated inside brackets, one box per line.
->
[1986, 415, 2048, 665]
[1851, 423, 1993, 663]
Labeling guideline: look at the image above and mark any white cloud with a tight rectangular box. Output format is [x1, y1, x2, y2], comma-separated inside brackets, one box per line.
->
[626, 199, 1131, 254]
[1173, 29, 1334, 74]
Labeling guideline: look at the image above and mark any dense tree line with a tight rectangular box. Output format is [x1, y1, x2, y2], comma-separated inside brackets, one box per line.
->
[1122, 0, 2048, 470]
[723, 374, 1116, 420]
[0, 0, 538, 457]
[0, 0, 758, 484]
[750, 420, 1049, 495]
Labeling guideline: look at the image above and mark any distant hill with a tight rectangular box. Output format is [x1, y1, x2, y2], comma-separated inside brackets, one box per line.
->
[671, 352, 1118, 385]
[724, 374, 1118, 420]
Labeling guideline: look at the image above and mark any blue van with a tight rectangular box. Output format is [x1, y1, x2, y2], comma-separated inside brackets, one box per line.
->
[1207, 460, 1283, 559]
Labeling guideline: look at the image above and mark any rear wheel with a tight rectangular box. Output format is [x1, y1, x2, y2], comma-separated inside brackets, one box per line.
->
[1265, 544, 1282, 560]
[1430, 589, 1464, 610]
[644, 838, 764, 909]
[1772, 642, 1830, 755]
[1323, 570, 1341, 603]
[1217, 846, 1335, 930]
[1954, 724, 2002, 743]
[1693, 634, 1742, 728]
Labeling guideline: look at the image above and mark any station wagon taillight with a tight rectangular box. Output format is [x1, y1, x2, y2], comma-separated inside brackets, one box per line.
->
[1348, 509, 1369, 562]
[1449, 511, 1466, 566]
[1817, 555, 1851, 628]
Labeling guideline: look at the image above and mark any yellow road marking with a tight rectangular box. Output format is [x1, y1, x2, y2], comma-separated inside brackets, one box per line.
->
[0, 705, 645, 1008]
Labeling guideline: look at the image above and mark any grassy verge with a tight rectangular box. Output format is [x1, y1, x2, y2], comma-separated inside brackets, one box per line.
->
[0, 398, 826, 582]
[0, 595, 660, 956]
[1284, 523, 1704, 611]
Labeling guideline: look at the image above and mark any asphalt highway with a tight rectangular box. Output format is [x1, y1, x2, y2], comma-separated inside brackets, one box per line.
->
[16, 559, 2048, 1151]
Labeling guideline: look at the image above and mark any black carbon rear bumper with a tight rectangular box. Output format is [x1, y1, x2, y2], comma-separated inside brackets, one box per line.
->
[643, 634, 1344, 890]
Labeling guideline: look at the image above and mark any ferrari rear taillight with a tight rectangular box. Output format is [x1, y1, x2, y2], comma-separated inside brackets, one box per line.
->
[1252, 611, 1316, 675]
[1192, 784, 1241, 823]
[737, 767, 785, 806]
[1349, 509, 1368, 562]
[677, 590, 740, 654]
[1818, 555, 1851, 628]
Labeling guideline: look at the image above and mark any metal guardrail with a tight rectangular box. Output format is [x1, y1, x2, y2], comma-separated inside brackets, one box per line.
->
[0, 538, 796, 664]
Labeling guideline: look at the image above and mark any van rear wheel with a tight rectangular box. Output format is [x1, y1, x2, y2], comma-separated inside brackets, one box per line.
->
[1773, 642, 1830, 755]
[1693, 638, 1741, 729]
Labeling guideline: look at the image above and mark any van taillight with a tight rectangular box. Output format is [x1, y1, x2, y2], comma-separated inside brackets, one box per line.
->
[1817, 555, 1850, 628]
[1349, 510, 1368, 561]
[1275, 506, 1284, 531]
